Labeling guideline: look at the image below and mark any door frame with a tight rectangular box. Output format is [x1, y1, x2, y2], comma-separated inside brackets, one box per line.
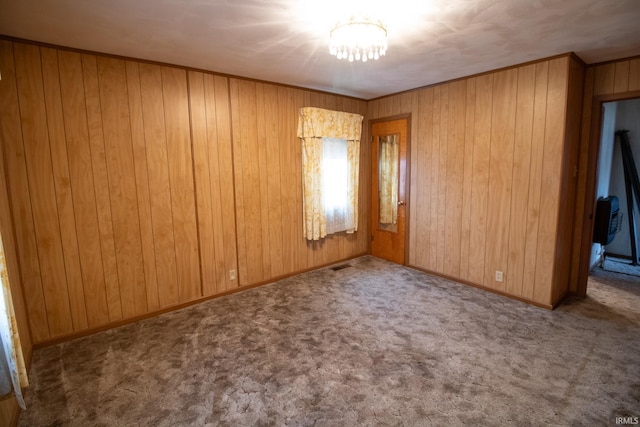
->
[576, 90, 640, 296]
[368, 114, 412, 264]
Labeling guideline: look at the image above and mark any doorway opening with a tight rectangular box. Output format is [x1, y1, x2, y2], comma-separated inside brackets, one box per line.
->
[587, 97, 640, 286]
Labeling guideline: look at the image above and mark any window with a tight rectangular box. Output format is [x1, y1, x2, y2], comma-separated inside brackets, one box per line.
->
[297, 107, 363, 241]
[322, 137, 354, 234]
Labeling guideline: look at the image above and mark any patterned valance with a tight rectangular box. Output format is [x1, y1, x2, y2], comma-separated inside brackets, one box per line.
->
[297, 107, 363, 141]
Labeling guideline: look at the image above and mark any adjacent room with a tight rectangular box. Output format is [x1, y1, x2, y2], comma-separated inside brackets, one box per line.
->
[0, 0, 639, 425]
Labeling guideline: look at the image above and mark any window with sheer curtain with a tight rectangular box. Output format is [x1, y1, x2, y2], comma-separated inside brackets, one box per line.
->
[297, 107, 363, 241]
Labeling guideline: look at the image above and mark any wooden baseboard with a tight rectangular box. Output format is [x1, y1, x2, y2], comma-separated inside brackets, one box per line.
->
[405, 263, 554, 310]
[0, 396, 21, 427]
[34, 252, 368, 349]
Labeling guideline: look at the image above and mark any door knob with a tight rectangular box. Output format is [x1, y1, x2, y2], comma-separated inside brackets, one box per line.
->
[398, 201, 405, 206]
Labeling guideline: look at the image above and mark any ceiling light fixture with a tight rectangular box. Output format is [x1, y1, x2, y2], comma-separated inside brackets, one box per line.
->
[329, 16, 387, 63]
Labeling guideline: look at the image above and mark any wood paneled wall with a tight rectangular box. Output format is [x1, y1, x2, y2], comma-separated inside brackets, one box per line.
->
[0, 120, 32, 427]
[0, 40, 368, 345]
[570, 56, 640, 295]
[369, 55, 582, 307]
[229, 81, 368, 286]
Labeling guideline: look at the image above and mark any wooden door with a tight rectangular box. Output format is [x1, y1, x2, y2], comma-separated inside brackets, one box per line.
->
[371, 118, 408, 264]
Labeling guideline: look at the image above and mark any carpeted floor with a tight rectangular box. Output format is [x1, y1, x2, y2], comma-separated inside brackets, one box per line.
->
[18, 256, 640, 426]
[601, 256, 640, 277]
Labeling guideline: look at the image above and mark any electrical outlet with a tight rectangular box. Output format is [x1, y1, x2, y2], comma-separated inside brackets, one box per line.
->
[495, 271, 504, 282]
[229, 269, 237, 281]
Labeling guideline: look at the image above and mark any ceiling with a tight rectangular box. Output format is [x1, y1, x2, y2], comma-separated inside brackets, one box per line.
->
[1, 0, 640, 99]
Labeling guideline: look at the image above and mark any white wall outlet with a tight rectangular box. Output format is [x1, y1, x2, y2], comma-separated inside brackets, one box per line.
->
[495, 271, 504, 282]
[229, 269, 237, 281]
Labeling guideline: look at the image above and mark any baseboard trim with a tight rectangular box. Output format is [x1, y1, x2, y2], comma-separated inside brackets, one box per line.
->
[405, 263, 554, 310]
[33, 252, 368, 349]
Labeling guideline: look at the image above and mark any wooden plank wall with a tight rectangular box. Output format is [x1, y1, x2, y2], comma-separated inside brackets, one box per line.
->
[570, 56, 640, 294]
[229, 82, 368, 286]
[369, 56, 576, 307]
[0, 104, 33, 427]
[0, 40, 368, 345]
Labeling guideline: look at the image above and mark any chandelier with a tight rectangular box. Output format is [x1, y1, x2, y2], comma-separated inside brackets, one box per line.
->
[329, 16, 388, 63]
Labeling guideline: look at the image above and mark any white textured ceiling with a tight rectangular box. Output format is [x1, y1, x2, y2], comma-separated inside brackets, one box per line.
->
[1, 0, 640, 99]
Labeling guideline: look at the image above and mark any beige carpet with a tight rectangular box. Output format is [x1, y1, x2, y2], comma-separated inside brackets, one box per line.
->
[18, 256, 640, 426]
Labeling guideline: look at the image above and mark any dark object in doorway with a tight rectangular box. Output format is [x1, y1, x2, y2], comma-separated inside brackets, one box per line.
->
[593, 196, 622, 245]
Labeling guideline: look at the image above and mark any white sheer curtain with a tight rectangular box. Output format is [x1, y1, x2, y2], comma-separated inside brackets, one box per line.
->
[0, 232, 27, 409]
[378, 134, 399, 225]
[323, 137, 355, 234]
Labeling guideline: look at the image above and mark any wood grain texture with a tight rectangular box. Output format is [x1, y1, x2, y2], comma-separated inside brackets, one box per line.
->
[14, 43, 74, 337]
[230, 79, 368, 287]
[125, 61, 160, 312]
[97, 56, 148, 318]
[506, 64, 536, 297]
[139, 63, 180, 309]
[534, 58, 568, 305]
[58, 51, 111, 328]
[2, 40, 367, 343]
[571, 56, 640, 297]
[0, 40, 50, 342]
[161, 66, 201, 303]
[552, 57, 583, 304]
[40, 47, 88, 331]
[368, 56, 574, 306]
[522, 61, 549, 301]
[82, 53, 123, 323]
[484, 69, 517, 291]
[0, 91, 34, 356]
[468, 74, 493, 286]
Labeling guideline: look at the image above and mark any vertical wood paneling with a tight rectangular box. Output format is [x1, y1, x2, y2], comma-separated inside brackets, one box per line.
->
[139, 63, 179, 308]
[413, 89, 433, 267]
[534, 58, 568, 305]
[126, 61, 160, 312]
[97, 57, 148, 318]
[212, 76, 238, 292]
[506, 64, 536, 297]
[522, 62, 549, 301]
[14, 43, 74, 337]
[255, 84, 273, 277]
[370, 56, 574, 306]
[436, 84, 449, 273]
[629, 58, 640, 91]
[468, 74, 494, 285]
[613, 61, 630, 93]
[0, 42, 49, 341]
[82, 54, 123, 322]
[264, 84, 285, 277]
[459, 78, 476, 281]
[569, 65, 595, 294]
[0, 115, 33, 426]
[189, 71, 218, 296]
[593, 63, 615, 95]
[292, 89, 307, 273]
[278, 86, 296, 275]
[58, 51, 110, 328]
[0, 40, 49, 342]
[4, 41, 367, 344]
[162, 66, 201, 302]
[553, 57, 583, 304]
[572, 56, 637, 296]
[429, 86, 441, 272]
[484, 69, 517, 291]
[443, 81, 465, 277]
[40, 47, 88, 331]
